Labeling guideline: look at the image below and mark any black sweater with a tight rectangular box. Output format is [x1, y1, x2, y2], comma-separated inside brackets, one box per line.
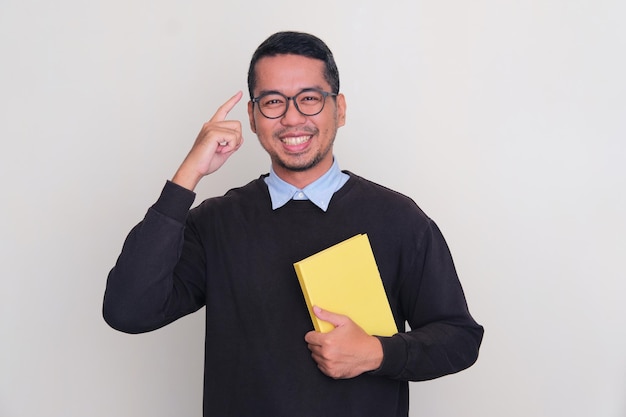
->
[104, 172, 483, 417]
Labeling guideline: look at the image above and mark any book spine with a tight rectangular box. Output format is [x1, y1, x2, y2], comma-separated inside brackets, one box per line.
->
[293, 263, 322, 332]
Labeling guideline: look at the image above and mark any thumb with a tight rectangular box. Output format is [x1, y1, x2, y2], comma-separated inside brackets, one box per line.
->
[313, 306, 348, 328]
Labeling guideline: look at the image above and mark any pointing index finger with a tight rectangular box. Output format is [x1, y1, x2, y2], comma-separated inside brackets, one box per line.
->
[209, 91, 244, 122]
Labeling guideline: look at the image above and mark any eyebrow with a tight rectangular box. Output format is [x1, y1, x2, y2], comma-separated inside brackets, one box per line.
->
[255, 86, 326, 97]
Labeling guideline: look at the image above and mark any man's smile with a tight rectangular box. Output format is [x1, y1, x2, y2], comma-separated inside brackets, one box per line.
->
[281, 135, 312, 146]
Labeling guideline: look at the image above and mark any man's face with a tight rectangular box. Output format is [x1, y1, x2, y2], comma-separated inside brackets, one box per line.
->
[247, 54, 346, 187]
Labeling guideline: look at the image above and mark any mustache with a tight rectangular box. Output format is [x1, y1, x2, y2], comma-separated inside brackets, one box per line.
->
[273, 126, 318, 138]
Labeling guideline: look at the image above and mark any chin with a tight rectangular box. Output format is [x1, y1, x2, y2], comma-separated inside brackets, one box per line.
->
[279, 160, 317, 172]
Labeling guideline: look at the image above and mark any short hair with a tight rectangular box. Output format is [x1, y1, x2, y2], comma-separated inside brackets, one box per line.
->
[247, 31, 340, 98]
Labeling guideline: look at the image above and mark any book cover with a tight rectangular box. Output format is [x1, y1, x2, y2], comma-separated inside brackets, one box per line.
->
[293, 234, 398, 336]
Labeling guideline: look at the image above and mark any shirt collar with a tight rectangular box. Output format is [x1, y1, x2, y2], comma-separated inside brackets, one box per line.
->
[264, 158, 349, 212]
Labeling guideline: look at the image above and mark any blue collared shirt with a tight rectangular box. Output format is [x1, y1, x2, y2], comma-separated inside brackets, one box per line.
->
[264, 158, 349, 212]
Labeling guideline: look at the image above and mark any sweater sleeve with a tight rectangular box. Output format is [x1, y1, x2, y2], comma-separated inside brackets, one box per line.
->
[371, 220, 484, 381]
[102, 181, 205, 334]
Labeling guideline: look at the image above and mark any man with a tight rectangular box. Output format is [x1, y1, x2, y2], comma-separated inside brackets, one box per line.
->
[104, 31, 483, 417]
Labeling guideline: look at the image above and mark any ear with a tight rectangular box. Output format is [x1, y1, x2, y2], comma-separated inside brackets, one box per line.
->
[247, 100, 257, 133]
[336, 93, 347, 127]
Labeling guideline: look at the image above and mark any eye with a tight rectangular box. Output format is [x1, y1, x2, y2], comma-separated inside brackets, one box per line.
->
[261, 95, 285, 108]
[298, 92, 323, 105]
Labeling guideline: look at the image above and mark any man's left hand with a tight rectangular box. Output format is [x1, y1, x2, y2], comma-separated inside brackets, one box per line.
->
[304, 306, 384, 379]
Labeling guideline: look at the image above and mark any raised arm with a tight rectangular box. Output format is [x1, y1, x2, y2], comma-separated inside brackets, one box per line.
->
[103, 92, 245, 333]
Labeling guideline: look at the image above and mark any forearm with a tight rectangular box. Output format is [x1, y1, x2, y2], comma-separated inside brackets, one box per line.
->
[372, 320, 483, 381]
[172, 165, 204, 192]
[103, 181, 199, 333]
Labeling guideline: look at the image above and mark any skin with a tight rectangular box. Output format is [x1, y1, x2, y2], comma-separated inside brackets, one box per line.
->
[171, 54, 383, 379]
[171, 91, 245, 190]
[247, 54, 346, 189]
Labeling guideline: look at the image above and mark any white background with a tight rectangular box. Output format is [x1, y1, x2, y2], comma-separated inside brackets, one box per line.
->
[1, 1, 625, 416]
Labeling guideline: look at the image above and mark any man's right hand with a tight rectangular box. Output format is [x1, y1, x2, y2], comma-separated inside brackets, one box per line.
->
[172, 91, 244, 191]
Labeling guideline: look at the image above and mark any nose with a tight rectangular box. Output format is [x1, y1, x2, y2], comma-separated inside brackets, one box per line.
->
[280, 98, 307, 126]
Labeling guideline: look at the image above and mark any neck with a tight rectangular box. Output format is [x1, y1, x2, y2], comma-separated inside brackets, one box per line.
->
[272, 158, 333, 189]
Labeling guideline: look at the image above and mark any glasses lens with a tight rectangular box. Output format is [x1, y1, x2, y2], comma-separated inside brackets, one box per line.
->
[294, 90, 325, 116]
[258, 94, 287, 119]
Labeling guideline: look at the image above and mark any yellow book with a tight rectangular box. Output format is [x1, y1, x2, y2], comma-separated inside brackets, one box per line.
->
[293, 234, 398, 336]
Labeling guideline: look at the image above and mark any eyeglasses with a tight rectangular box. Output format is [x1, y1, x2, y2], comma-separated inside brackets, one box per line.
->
[251, 88, 338, 119]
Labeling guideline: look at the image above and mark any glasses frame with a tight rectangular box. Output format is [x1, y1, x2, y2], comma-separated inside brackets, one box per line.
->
[251, 88, 338, 119]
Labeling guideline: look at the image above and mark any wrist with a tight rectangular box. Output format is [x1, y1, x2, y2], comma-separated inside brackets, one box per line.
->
[364, 335, 384, 372]
[172, 166, 202, 191]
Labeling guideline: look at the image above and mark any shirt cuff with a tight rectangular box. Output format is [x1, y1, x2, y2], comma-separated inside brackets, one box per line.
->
[150, 180, 196, 223]
[369, 335, 409, 378]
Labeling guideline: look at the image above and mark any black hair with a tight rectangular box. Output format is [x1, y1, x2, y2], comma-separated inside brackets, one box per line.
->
[247, 31, 340, 98]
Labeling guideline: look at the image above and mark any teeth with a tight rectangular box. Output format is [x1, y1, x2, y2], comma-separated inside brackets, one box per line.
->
[282, 135, 310, 145]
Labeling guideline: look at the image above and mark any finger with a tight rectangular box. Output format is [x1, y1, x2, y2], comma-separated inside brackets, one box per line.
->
[209, 91, 244, 123]
[313, 306, 346, 327]
[198, 121, 242, 148]
[304, 330, 322, 346]
[217, 127, 244, 149]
